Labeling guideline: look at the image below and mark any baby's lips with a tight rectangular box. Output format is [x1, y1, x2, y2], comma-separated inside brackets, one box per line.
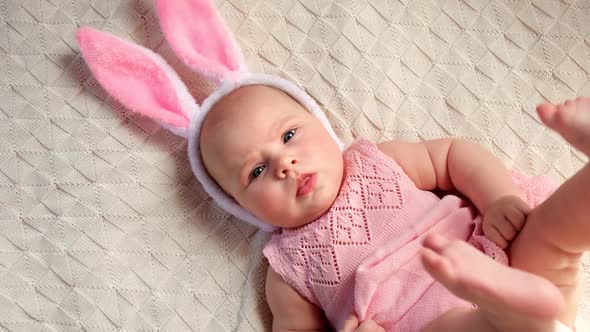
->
[296, 173, 317, 196]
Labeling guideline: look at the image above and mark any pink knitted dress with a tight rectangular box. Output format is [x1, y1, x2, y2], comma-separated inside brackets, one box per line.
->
[263, 138, 556, 332]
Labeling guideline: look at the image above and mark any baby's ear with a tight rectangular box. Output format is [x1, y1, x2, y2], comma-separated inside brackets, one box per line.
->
[76, 27, 197, 132]
[156, 0, 247, 83]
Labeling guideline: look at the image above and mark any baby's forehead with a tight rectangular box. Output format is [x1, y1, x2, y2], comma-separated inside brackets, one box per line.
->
[217, 84, 293, 108]
[201, 84, 304, 147]
[203, 85, 304, 129]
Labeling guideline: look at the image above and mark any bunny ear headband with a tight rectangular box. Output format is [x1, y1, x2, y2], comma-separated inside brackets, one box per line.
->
[76, 0, 344, 232]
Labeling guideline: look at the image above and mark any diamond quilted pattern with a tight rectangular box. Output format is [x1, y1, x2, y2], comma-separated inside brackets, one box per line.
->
[1, 0, 590, 330]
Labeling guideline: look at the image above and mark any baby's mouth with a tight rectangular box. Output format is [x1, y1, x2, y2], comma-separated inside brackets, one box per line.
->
[296, 173, 317, 197]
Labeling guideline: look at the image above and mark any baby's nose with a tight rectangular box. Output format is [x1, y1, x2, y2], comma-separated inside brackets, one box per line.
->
[277, 156, 297, 177]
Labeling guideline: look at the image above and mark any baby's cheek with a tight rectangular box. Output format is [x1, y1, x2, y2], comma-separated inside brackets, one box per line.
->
[259, 191, 284, 214]
[246, 187, 289, 224]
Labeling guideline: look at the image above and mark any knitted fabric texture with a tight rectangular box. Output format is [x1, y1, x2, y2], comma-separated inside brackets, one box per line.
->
[263, 138, 557, 332]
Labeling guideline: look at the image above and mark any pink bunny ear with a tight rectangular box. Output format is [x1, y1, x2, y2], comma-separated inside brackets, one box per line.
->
[76, 27, 196, 131]
[156, 0, 247, 83]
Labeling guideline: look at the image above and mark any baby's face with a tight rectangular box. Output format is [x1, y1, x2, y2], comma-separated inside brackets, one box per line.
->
[200, 85, 343, 228]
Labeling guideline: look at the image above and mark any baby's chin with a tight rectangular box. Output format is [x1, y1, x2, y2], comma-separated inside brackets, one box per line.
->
[261, 203, 328, 229]
[262, 209, 317, 229]
[288, 188, 338, 228]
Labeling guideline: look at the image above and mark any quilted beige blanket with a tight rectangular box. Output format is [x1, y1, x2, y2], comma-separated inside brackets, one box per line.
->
[0, 0, 588, 330]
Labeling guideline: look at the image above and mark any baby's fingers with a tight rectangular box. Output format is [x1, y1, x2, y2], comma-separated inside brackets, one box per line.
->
[513, 197, 533, 215]
[506, 206, 527, 231]
[497, 218, 518, 241]
[483, 221, 508, 249]
[356, 320, 385, 332]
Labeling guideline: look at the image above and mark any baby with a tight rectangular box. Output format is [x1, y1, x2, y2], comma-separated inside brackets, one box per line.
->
[201, 85, 588, 332]
[74, 1, 588, 331]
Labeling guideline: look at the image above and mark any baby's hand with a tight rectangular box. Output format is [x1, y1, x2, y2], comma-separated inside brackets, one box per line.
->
[340, 313, 385, 332]
[482, 195, 531, 249]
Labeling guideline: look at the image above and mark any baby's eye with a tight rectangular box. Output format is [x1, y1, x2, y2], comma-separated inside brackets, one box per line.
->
[283, 129, 296, 143]
[251, 165, 265, 180]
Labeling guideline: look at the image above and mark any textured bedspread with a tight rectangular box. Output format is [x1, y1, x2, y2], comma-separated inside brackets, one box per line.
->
[0, 0, 588, 330]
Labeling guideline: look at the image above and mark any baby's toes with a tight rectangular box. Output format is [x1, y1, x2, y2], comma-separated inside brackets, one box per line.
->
[421, 247, 457, 286]
[554, 102, 578, 127]
[422, 233, 451, 253]
[536, 103, 558, 128]
[537, 100, 577, 130]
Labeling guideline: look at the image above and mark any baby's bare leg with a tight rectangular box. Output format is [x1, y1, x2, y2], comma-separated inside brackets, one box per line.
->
[421, 99, 590, 331]
[421, 234, 564, 332]
[510, 98, 590, 328]
[510, 165, 589, 328]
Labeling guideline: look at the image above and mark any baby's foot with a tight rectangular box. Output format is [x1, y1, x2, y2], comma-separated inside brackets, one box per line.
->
[421, 234, 565, 330]
[537, 97, 590, 156]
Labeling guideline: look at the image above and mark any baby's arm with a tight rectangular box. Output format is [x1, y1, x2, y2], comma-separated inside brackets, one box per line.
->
[378, 139, 528, 247]
[266, 266, 329, 332]
[378, 139, 521, 211]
